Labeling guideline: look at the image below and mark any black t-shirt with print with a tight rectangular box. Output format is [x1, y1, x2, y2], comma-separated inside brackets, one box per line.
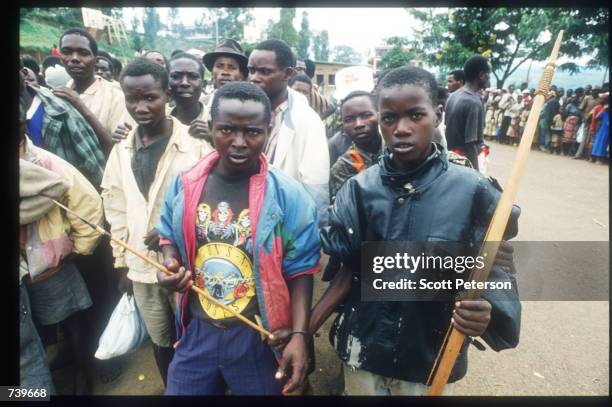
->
[188, 166, 259, 325]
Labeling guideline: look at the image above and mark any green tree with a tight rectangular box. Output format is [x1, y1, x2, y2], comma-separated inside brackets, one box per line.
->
[297, 11, 312, 59]
[131, 14, 143, 52]
[410, 7, 609, 89]
[142, 7, 161, 48]
[168, 7, 179, 36]
[219, 8, 253, 41]
[313, 30, 329, 62]
[202, 8, 253, 43]
[331, 45, 362, 64]
[267, 9, 298, 48]
[379, 37, 415, 69]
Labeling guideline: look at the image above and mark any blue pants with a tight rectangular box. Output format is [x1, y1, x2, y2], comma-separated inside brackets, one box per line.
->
[166, 317, 285, 395]
[539, 124, 550, 148]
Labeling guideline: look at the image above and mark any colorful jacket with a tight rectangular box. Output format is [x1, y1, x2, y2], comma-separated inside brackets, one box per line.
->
[20, 137, 103, 281]
[156, 151, 321, 342]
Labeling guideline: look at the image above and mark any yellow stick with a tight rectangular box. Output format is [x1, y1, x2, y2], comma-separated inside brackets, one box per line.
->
[47, 197, 274, 339]
[427, 30, 565, 396]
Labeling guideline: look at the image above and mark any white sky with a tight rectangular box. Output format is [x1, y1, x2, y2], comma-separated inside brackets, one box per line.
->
[121, 7, 595, 68]
[122, 7, 419, 59]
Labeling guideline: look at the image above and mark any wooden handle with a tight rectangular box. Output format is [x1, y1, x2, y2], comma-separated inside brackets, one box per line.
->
[108, 235, 273, 338]
[427, 31, 564, 396]
[48, 196, 273, 338]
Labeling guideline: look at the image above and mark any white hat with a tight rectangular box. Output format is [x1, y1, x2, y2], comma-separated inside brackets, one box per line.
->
[44, 65, 71, 88]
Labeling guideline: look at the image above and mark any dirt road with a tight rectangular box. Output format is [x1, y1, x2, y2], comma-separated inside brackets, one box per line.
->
[52, 143, 608, 396]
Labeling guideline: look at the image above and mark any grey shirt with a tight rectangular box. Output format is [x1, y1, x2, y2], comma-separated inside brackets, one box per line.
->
[131, 129, 171, 199]
[444, 87, 485, 149]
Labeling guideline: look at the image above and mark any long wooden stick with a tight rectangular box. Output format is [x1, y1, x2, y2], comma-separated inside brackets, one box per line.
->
[427, 30, 564, 396]
[46, 197, 274, 338]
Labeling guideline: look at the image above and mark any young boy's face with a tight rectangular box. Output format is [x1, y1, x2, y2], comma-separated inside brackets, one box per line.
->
[122, 74, 170, 128]
[378, 84, 440, 169]
[341, 95, 379, 149]
[212, 98, 270, 176]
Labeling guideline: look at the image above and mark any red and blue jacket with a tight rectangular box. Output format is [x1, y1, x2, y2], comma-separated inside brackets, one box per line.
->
[157, 151, 321, 344]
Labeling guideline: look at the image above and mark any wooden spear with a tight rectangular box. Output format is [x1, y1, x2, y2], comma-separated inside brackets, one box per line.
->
[426, 30, 564, 396]
[44, 196, 274, 339]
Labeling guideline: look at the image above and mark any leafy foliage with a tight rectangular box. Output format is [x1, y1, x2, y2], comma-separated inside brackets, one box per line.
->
[143, 7, 161, 48]
[331, 45, 362, 64]
[379, 37, 415, 69]
[409, 8, 610, 88]
[266, 9, 298, 48]
[313, 30, 330, 62]
[297, 11, 311, 59]
[212, 8, 253, 41]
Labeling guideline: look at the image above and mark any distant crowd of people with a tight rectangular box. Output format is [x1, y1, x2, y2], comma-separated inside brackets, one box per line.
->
[441, 68, 610, 165]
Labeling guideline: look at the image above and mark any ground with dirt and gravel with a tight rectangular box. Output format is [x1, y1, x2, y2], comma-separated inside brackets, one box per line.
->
[50, 142, 608, 396]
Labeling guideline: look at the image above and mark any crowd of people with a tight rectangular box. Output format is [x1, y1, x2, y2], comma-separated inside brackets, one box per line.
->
[440, 69, 609, 165]
[26, 25, 601, 397]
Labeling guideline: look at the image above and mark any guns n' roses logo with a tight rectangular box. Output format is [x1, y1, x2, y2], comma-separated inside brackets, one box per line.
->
[194, 242, 255, 320]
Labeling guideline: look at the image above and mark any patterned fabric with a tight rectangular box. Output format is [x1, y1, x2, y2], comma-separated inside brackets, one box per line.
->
[66, 75, 132, 135]
[156, 151, 321, 342]
[329, 142, 382, 201]
[562, 116, 579, 143]
[310, 88, 335, 119]
[30, 85, 106, 186]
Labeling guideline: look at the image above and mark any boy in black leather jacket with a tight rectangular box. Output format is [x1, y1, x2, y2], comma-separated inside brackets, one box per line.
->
[312, 66, 521, 395]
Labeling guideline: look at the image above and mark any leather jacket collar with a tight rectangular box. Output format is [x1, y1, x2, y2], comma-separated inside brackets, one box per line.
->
[379, 143, 449, 191]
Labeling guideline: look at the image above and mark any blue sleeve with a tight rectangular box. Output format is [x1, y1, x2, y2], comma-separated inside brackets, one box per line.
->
[281, 185, 322, 280]
[157, 174, 181, 246]
[303, 183, 330, 227]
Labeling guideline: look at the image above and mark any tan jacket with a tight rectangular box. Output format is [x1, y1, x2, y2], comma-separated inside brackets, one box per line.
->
[20, 138, 103, 281]
[101, 116, 213, 283]
[67, 75, 133, 134]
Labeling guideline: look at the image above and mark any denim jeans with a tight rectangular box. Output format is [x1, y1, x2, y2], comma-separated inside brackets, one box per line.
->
[539, 124, 550, 148]
[20, 283, 55, 394]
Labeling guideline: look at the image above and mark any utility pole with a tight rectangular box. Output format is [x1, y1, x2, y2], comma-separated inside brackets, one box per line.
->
[603, 66, 608, 86]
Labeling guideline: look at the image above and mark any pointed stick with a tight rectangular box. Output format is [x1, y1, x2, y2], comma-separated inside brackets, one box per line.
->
[427, 30, 565, 396]
[45, 196, 274, 339]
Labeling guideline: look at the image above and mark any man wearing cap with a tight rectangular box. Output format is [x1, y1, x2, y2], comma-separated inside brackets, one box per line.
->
[202, 39, 249, 111]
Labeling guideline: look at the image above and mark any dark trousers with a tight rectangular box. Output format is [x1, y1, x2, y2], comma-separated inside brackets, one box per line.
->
[166, 318, 286, 395]
[497, 116, 512, 142]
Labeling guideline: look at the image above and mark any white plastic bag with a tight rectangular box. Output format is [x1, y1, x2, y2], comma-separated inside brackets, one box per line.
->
[95, 293, 149, 360]
[576, 123, 585, 144]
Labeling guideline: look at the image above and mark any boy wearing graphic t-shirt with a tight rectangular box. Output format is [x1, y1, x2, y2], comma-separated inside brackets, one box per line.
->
[156, 82, 321, 395]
